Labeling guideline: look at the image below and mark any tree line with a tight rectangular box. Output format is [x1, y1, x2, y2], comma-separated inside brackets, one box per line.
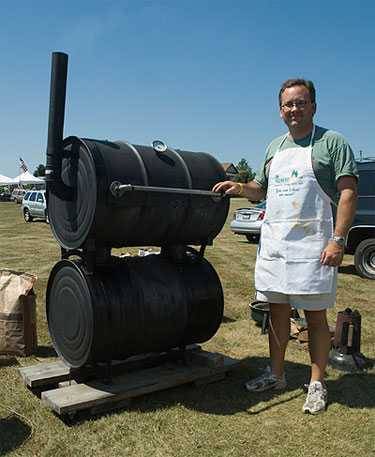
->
[33, 164, 46, 177]
[234, 158, 256, 183]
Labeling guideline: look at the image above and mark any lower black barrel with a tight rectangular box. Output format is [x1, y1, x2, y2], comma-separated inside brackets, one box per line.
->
[46, 253, 224, 368]
[48, 136, 229, 250]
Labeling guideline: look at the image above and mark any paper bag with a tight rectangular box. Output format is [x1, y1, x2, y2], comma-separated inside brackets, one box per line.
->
[0, 269, 37, 356]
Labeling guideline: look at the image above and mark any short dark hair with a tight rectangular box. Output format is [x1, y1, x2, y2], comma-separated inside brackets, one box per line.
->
[279, 79, 316, 107]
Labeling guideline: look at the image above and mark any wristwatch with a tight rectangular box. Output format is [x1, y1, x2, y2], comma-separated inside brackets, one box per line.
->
[330, 235, 345, 247]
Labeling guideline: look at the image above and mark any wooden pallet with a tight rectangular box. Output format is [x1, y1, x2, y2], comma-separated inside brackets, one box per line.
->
[19, 348, 240, 417]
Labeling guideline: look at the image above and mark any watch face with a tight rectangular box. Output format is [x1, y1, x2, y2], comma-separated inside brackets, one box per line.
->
[152, 140, 167, 153]
[333, 236, 345, 246]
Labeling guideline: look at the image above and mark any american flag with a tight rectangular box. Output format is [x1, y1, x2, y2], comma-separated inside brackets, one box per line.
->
[19, 157, 28, 173]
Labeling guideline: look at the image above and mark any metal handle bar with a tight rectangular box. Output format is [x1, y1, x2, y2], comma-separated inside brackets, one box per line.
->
[109, 181, 227, 199]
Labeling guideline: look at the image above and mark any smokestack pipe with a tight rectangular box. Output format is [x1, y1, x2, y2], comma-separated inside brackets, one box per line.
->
[45, 52, 68, 184]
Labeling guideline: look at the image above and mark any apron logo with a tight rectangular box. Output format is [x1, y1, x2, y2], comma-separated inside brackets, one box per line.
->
[272, 170, 301, 185]
[273, 174, 289, 184]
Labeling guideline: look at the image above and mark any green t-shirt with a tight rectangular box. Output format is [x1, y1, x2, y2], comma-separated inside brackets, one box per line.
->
[254, 126, 358, 203]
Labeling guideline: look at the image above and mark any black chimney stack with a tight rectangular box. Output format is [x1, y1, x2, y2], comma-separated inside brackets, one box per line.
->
[45, 52, 68, 185]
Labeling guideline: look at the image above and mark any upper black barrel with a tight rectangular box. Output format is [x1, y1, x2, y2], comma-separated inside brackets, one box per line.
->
[48, 136, 229, 249]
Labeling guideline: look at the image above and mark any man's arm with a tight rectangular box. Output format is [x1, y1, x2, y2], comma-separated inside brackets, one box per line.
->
[212, 180, 266, 201]
[320, 176, 358, 266]
[334, 176, 358, 237]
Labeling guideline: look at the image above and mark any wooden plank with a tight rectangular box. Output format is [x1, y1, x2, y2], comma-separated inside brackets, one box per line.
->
[19, 345, 203, 389]
[58, 380, 78, 388]
[41, 354, 239, 415]
[18, 360, 72, 388]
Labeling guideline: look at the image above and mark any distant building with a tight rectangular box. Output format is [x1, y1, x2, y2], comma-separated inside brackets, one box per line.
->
[222, 163, 239, 180]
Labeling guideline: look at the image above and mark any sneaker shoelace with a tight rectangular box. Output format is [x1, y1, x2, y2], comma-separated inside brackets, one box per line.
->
[307, 384, 325, 402]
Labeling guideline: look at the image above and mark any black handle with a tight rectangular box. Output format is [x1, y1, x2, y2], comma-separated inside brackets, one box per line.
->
[109, 181, 227, 199]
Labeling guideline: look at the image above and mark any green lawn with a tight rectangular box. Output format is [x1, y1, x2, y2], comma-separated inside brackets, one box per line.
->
[0, 199, 374, 457]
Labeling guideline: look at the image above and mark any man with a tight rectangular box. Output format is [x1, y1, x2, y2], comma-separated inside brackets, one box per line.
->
[213, 79, 358, 414]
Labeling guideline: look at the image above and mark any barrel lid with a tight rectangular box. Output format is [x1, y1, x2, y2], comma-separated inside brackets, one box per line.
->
[46, 259, 93, 368]
[48, 137, 97, 250]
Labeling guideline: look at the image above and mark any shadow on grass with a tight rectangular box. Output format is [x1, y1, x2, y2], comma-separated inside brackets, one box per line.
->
[338, 264, 357, 276]
[0, 356, 19, 368]
[34, 345, 57, 358]
[64, 357, 307, 425]
[0, 414, 31, 456]
[327, 372, 375, 408]
[126, 356, 375, 416]
[134, 357, 309, 415]
[237, 239, 258, 245]
[59, 356, 375, 424]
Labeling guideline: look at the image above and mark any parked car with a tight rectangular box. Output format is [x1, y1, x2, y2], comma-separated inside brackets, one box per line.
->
[11, 188, 26, 204]
[346, 160, 375, 279]
[21, 190, 49, 223]
[0, 192, 11, 201]
[230, 201, 266, 243]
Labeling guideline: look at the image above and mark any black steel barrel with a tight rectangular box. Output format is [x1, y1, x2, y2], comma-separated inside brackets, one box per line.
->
[47, 136, 229, 250]
[46, 253, 224, 368]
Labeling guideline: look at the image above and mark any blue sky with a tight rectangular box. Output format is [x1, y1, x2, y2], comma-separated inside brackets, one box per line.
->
[1, 0, 375, 177]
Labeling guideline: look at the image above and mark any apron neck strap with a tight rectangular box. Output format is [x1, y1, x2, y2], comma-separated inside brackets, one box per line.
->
[309, 124, 316, 147]
[278, 124, 316, 150]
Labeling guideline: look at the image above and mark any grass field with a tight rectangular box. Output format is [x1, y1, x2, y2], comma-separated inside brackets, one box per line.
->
[1, 199, 374, 457]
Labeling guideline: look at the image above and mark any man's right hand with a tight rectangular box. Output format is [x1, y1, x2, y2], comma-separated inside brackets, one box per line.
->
[212, 181, 242, 195]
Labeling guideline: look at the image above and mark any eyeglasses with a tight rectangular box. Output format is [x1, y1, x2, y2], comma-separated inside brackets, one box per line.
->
[281, 100, 311, 111]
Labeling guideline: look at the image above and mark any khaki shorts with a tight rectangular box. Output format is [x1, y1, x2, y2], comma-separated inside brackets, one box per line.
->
[255, 289, 336, 311]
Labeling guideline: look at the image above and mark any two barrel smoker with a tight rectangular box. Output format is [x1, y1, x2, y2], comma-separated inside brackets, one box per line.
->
[45, 52, 229, 376]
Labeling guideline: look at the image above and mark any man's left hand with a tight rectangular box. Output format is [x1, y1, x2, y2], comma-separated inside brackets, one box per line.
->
[320, 241, 344, 266]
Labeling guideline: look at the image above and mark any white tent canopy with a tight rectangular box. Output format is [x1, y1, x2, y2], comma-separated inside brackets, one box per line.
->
[0, 174, 14, 185]
[11, 171, 44, 185]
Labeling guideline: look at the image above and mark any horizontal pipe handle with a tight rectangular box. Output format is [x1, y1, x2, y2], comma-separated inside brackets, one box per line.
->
[110, 182, 227, 199]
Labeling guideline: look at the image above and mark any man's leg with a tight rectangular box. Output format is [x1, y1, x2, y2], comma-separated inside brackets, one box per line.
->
[245, 301, 290, 392]
[304, 309, 331, 383]
[302, 309, 330, 414]
[269, 303, 291, 378]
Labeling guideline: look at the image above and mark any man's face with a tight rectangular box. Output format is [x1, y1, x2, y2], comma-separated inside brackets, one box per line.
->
[279, 85, 316, 131]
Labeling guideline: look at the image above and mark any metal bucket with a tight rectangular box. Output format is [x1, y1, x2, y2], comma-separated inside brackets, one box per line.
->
[249, 301, 270, 334]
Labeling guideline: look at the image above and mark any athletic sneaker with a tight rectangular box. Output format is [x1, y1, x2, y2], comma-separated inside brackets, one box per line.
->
[244, 366, 287, 392]
[303, 381, 328, 414]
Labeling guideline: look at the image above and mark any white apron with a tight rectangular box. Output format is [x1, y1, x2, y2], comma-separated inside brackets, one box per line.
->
[255, 126, 336, 294]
